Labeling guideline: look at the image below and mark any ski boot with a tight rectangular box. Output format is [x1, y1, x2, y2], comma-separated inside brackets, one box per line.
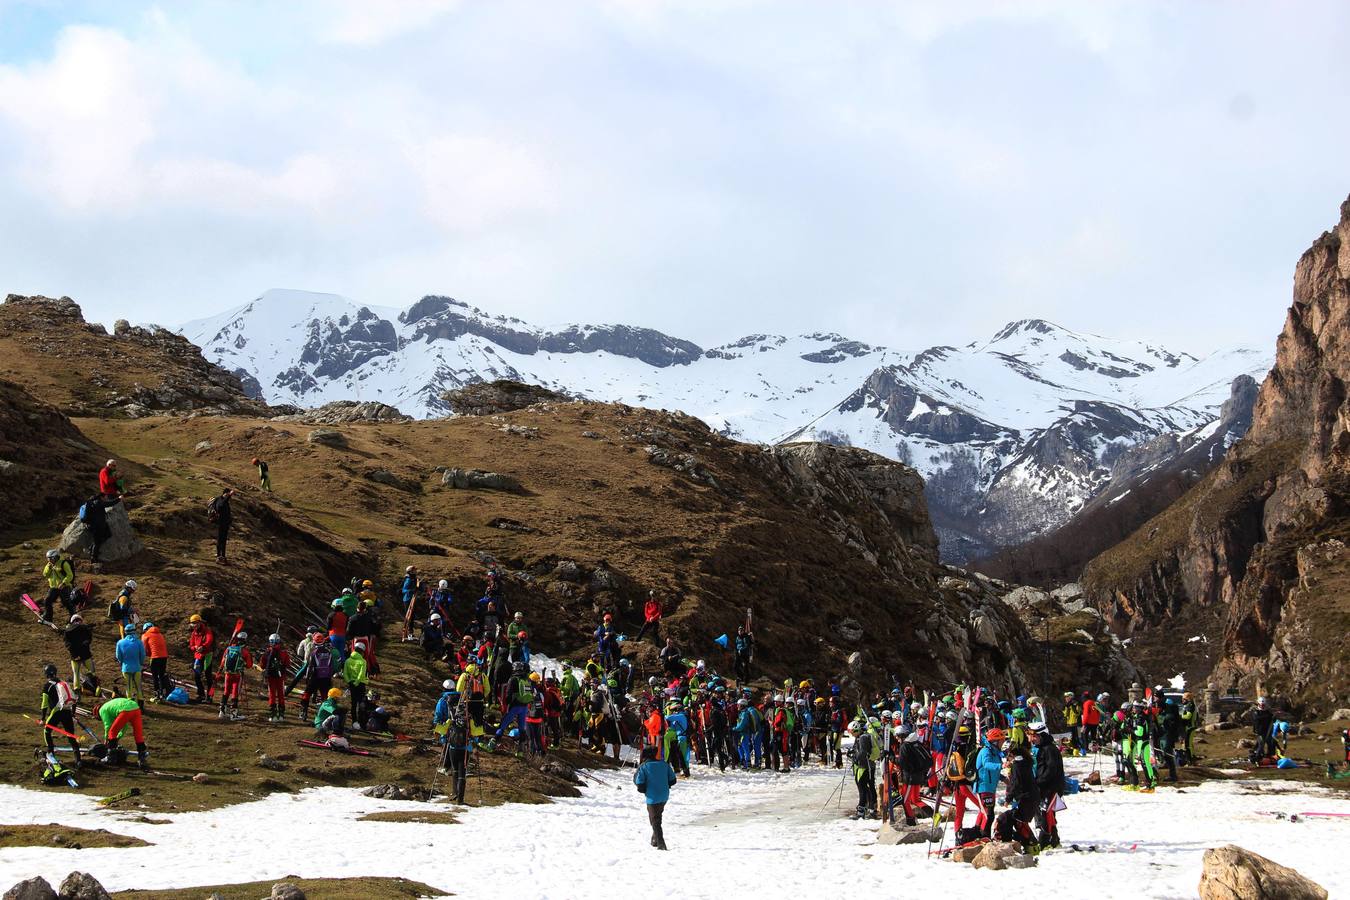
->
[136, 742, 149, 771]
[218, 705, 227, 720]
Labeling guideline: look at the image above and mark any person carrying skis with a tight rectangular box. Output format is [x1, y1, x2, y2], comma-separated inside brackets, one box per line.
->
[109, 579, 138, 638]
[974, 727, 1005, 840]
[400, 565, 421, 642]
[1031, 722, 1066, 848]
[115, 623, 146, 704]
[261, 634, 291, 723]
[897, 729, 932, 825]
[343, 640, 370, 728]
[63, 614, 95, 696]
[218, 631, 253, 720]
[438, 687, 472, 803]
[733, 626, 753, 681]
[40, 663, 81, 766]
[635, 745, 678, 850]
[251, 457, 272, 492]
[205, 488, 234, 564]
[98, 694, 149, 770]
[188, 614, 217, 703]
[455, 662, 489, 745]
[849, 719, 878, 819]
[41, 549, 75, 623]
[636, 591, 663, 644]
[140, 622, 170, 700]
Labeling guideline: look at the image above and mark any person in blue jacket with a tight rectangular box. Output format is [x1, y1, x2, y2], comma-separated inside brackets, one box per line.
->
[634, 745, 677, 850]
[664, 701, 691, 777]
[433, 681, 458, 743]
[115, 628, 147, 704]
[973, 726, 1006, 839]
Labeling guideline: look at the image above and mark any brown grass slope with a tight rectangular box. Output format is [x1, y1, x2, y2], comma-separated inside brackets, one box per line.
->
[1083, 195, 1350, 712]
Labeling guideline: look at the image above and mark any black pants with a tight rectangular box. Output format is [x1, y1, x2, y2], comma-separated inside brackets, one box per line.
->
[442, 743, 469, 802]
[734, 653, 750, 681]
[44, 709, 80, 760]
[216, 524, 229, 560]
[635, 620, 661, 644]
[43, 587, 72, 621]
[855, 762, 876, 816]
[646, 802, 667, 849]
[350, 683, 368, 726]
[150, 658, 169, 697]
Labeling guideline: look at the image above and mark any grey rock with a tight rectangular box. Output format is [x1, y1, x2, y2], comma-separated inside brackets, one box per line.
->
[877, 823, 941, 845]
[1199, 844, 1328, 900]
[194, 440, 213, 453]
[57, 871, 112, 900]
[834, 618, 864, 643]
[0, 459, 15, 474]
[366, 469, 420, 492]
[590, 566, 619, 591]
[499, 424, 539, 438]
[276, 401, 409, 425]
[554, 560, 582, 582]
[969, 611, 998, 648]
[2, 877, 56, 900]
[60, 500, 142, 563]
[1329, 708, 1350, 721]
[441, 380, 568, 416]
[541, 759, 580, 783]
[268, 884, 306, 900]
[1004, 854, 1038, 869]
[306, 429, 346, 447]
[847, 651, 864, 674]
[362, 783, 413, 801]
[257, 754, 287, 772]
[440, 468, 521, 492]
[970, 841, 1025, 871]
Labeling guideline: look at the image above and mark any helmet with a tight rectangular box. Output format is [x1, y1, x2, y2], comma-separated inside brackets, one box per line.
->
[620, 659, 631, 668]
[354, 641, 367, 651]
[848, 720, 862, 735]
[1063, 691, 1074, 698]
[363, 579, 374, 588]
[69, 614, 83, 624]
[43, 663, 57, 679]
[361, 599, 374, 608]
[438, 579, 449, 590]
[529, 672, 541, 683]
[1096, 693, 1109, 703]
[1120, 702, 1131, 711]
[327, 687, 343, 699]
[190, 614, 202, 624]
[1012, 708, 1027, 720]
[124, 580, 137, 591]
[516, 631, 527, 640]
[1132, 699, 1146, 708]
[305, 624, 317, 633]
[443, 679, 454, 690]
[773, 694, 784, 702]
[464, 664, 478, 676]
[648, 676, 659, 687]
[814, 697, 826, 705]
[429, 613, 442, 623]
[799, 680, 810, 689]
[958, 725, 971, 736]
[251, 457, 260, 465]
[1257, 696, 1268, 706]
[513, 611, 524, 620]
[603, 613, 613, 622]
[236, 631, 248, 641]
[342, 587, 354, 596]
[738, 699, 749, 707]
[513, 661, 527, 675]
[880, 710, 893, 720]
[375, 707, 386, 715]
[910, 702, 921, 711]
[331, 599, 343, 609]
[986, 728, 1005, 743]
[142, 622, 153, 631]
[1030, 722, 1048, 733]
[268, 634, 281, 644]
[106, 459, 116, 468]
[696, 660, 706, 670]
[944, 710, 958, 721]
[45, 549, 58, 560]
[405, 566, 416, 574]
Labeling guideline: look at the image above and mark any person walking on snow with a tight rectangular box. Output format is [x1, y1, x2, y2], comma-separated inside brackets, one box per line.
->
[635, 745, 677, 850]
[206, 488, 234, 563]
[40, 549, 75, 623]
[251, 458, 272, 492]
[115, 624, 146, 704]
[849, 719, 878, 819]
[1031, 722, 1066, 848]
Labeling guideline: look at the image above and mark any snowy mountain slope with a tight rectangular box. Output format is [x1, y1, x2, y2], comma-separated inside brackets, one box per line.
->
[181, 291, 1272, 562]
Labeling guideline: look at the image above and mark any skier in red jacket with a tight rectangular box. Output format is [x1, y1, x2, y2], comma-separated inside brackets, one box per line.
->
[635, 591, 663, 644]
[99, 459, 123, 502]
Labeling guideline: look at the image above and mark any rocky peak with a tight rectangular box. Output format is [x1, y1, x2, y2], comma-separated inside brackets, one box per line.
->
[442, 380, 569, 416]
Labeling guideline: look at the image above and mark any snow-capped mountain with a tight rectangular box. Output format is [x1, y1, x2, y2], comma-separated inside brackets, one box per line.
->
[182, 290, 1272, 562]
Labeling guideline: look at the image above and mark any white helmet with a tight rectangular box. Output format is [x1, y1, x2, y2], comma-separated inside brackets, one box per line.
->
[696, 659, 706, 670]
[236, 631, 248, 641]
[773, 694, 784, 702]
[46, 549, 59, 560]
[405, 565, 416, 573]
[70, 614, 83, 624]
[438, 579, 449, 590]
[443, 679, 454, 690]
[124, 580, 138, 591]
[105, 459, 116, 468]
[910, 702, 921, 711]
[429, 613, 442, 622]
[354, 641, 367, 651]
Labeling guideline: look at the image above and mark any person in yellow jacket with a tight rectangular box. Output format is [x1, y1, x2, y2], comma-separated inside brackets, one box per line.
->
[342, 642, 370, 730]
[1061, 691, 1081, 756]
[456, 663, 488, 739]
[41, 549, 75, 623]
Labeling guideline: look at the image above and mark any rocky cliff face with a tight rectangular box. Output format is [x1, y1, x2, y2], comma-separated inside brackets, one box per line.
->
[1083, 196, 1350, 711]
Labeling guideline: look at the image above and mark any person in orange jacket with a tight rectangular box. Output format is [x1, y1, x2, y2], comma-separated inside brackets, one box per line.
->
[141, 622, 170, 700]
[645, 703, 666, 758]
[188, 615, 216, 702]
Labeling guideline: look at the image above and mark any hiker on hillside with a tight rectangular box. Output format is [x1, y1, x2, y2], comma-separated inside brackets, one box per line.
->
[40, 548, 75, 623]
[658, 637, 682, 679]
[40, 663, 81, 766]
[115, 623, 145, 705]
[300, 636, 336, 722]
[348, 598, 379, 674]
[98, 459, 124, 503]
[636, 591, 663, 644]
[635, 745, 678, 850]
[595, 614, 620, 670]
[422, 613, 446, 661]
[188, 614, 217, 703]
[218, 630, 252, 720]
[438, 689, 472, 804]
[733, 626, 754, 681]
[97, 694, 149, 770]
[430, 580, 454, 623]
[343, 640, 370, 728]
[79, 494, 112, 566]
[109, 579, 137, 637]
[251, 457, 272, 492]
[314, 687, 347, 743]
[206, 488, 234, 563]
[260, 634, 291, 723]
[63, 614, 95, 695]
[141, 622, 170, 700]
[400, 565, 421, 641]
[496, 661, 535, 748]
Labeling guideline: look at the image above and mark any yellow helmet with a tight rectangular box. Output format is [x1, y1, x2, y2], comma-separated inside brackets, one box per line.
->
[799, 680, 810, 690]
[327, 687, 343, 699]
[465, 664, 478, 676]
[362, 579, 373, 588]
[529, 672, 542, 683]
[189, 614, 203, 624]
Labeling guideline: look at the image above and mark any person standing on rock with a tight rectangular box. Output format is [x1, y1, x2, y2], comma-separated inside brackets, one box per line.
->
[40, 548, 75, 623]
[79, 494, 112, 568]
[251, 457, 272, 492]
[636, 591, 663, 644]
[206, 488, 233, 563]
[634, 745, 677, 850]
[98, 459, 124, 503]
[733, 626, 754, 682]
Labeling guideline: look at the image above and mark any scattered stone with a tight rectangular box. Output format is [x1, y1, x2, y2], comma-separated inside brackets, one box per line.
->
[969, 611, 998, 648]
[847, 651, 864, 675]
[192, 773, 210, 784]
[1329, 708, 1350, 721]
[362, 783, 414, 801]
[581, 431, 602, 439]
[442, 380, 568, 416]
[834, 617, 864, 643]
[970, 841, 1025, 871]
[1235, 738, 1255, 750]
[366, 469, 420, 492]
[193, 440, 213, 453]
[1198, 844, 1328, 900]
[268, 884, 306, 900]
[542, 759, 580, 783]
[950, 844, 984, 863]
[440, 468, 521, 492]
[57, 871, 112, 900]
[1004, 854, 1038, 869]
[499, 424, 539, 438]
[1085, 771, 1102, 785]
[306, 429, 346, 447]
[1, 876, 56, 900]
[257, 754, 288, 772]
[276, 400, 409, 425]
[554, 560, 582, 582]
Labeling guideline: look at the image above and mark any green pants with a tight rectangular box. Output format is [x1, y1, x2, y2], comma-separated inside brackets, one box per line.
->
[124, 671, 143, 702]
[1132, 739, 1155, 785]
[260, 473, 272, 492]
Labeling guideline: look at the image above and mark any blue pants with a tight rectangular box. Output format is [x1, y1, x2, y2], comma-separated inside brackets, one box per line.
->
[496, 704, 529, 738]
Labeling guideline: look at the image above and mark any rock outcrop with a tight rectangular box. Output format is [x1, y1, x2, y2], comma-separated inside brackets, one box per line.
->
[275, 400, 410, 424]
[1084, 195, 1350, 709]
[442, 380, 568, 417]
[0, 380, 105, 532]
[1198, 845, 1328, 900]
[441, 468, 522, 492]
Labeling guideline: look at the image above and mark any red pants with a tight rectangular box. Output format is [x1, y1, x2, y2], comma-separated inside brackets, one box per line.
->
[900, 783, 924, 818]
[952, 784, 987, 830]
[267, 675, 285, 707]
[109, 708, 145, 743]
[930, 752, 945, 788]
[1042, 793, 1059, 833]
[224, 673, 243, 701]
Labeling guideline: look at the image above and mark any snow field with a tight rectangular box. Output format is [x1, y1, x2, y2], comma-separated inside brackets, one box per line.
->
[0, 757, 1346, 897]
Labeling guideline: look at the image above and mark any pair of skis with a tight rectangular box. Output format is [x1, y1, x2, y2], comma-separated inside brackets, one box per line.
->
[20, 594, 59, 631]
[298, 739, 375, 756]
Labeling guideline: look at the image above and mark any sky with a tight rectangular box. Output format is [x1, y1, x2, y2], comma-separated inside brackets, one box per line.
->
[1, 1, 1348, 354]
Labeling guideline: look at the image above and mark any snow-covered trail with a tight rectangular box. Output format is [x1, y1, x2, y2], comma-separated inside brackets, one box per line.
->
[0, 760, 1347, 897]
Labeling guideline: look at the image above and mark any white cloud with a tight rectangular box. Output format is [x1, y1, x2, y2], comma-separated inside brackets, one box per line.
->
[318, 0, 461, 46]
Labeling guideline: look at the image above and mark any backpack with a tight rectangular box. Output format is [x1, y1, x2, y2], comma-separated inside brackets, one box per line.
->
[78, 502, 91, 523]
[515, 678, 535, 706]
[265, 649, 285, 678]
[107, 596, 122, 621]
[224, 643, 245, 674]
[945, 749, 964, 781]
[206, 497, 220, 521]
[311, 646, 333, 680]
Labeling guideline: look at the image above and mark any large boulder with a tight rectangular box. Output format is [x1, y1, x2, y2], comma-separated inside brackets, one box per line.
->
[1198, 845, 1328, 900]
[441, 468, 521, 492]
[57, 872, 111, 900]
[59, 500, 142, 562]
[306, 429, 346, 447]
[970, 841, 1030, 871]
[1, 877, 56, 900]
[876, 822, 941, 845]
